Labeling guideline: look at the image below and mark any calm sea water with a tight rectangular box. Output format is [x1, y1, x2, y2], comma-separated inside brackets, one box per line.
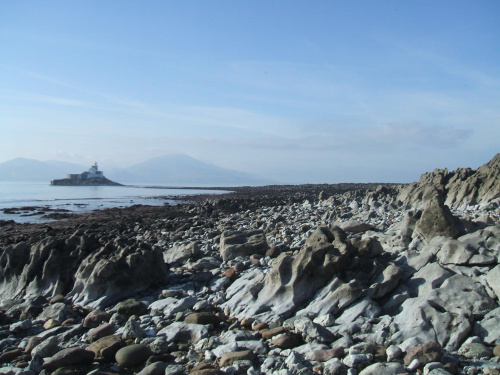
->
[0, 181, 228, 223]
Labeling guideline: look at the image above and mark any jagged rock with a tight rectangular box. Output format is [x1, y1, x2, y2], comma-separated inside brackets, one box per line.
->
[219, 229, 269, 261]
[413, 197, 465, 242]
[370, 264, 402, 299]
[37, 302, 77, 322]
[157, 322, 208, 343]
[338, 220, 375, 234]
[297, 278, 362, 317]
[163, 241, 200, 264]
[67, 244, 168, 308]
[473, 307, 500, 345]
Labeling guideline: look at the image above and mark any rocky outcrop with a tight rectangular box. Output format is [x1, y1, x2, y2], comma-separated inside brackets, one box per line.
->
[0, 230, 168, 309]
[0, 153, 499, 375]
[398, 152, 500, 209]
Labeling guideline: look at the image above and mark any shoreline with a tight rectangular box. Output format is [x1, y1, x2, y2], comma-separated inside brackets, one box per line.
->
[0, 183, 399, 246]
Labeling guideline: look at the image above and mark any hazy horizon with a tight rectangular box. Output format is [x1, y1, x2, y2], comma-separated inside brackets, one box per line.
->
[1, 1, 499, 183]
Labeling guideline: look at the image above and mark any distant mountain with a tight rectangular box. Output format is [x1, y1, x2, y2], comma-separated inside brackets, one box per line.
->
[0, 158, 87, 181]
[0, 155, 273, 185]
[121, 154, 273, 185]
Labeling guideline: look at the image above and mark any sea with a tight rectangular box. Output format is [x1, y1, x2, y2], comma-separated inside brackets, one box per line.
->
[0, 181, 230, 223]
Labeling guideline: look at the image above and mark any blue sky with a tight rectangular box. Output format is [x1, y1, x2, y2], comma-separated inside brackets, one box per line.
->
[1, 1, 499, 183]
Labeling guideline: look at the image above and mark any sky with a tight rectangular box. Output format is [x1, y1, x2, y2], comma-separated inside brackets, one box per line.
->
[1, 1, 499, 183]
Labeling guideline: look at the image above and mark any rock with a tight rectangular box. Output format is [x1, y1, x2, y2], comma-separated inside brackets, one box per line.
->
[42, 347, 95, 371]
[404, 341, 442, 366]
[87, 323, 116, 343]
[121, 318, 145, 340]
[87, 335, 123, 360]
[219, 229, 268, 261]
[293, 316, 336, 343]
[338, 220, 375, 234]
[386, 344, 403, 361]
[83, 309, 111, 328]
[486, 265, 500, 299]
[260, 326, 286, 339]
[157, 322, 208, 343]
[458, 342, 493, 359]
[224, 227, 352, 319]
[38, 303, 76, 322]
[163, 241, 199, 264]
[224, 268, 237, 281]
[43, 318, 61, 329]
[413, 197, 465, 242]
[115, 299, 148, 318]
[136, 361, 168, 375]
[310, 348, 345, 362]
[184, 312, 220, 325]
[358, 362, 408, 375]
[67, 243, 168, 309]
[219, 350, 255, 367]
[370, 264, 402, 299]
[473, 307, 500, 344]
[115, 344, 151, 368]
[271, 333, 303, 349]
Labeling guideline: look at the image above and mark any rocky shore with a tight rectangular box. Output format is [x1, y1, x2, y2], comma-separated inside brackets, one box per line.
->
[0, 154, 499, 375]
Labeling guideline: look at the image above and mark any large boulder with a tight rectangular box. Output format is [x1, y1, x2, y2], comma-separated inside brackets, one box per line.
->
[413, 197, 465, 242]
[67, 242, 168, 308]
[223, 226, 353, 320]
[163, 241, 200, 265]
[219, 229, 269, 262]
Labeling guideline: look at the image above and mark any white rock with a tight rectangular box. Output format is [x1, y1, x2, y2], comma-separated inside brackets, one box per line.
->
[407, 358, 421, 371]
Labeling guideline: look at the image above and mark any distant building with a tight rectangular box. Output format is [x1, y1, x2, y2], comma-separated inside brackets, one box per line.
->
[51, 162, 119, 185]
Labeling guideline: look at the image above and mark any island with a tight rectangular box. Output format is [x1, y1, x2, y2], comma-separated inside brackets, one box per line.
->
[50, 162, 123, 186]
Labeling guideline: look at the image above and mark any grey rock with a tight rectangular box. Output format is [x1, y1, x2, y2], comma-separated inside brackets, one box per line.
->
[164, 241, 200, 264]
[413, 196, 465, 242]
[157, 322, 208, 343]
[458, 342, 493, 359]
[358, 362, 408, 375]
[220, 229, 269, 262]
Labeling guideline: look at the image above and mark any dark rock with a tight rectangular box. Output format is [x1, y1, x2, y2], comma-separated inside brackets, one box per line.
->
[87, 323, 116, 343]
[271, 333, 303, 349]
[87, 335, 123, 360]
[184, 312, 220, 325]
[115, 344, 152, 368]
[42, 347, 95, 371]
[116, 299, 148, 318]
[404, 341, 443, 366]
[219, 350, 255, 367]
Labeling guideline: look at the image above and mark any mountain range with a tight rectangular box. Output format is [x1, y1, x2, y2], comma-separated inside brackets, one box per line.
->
[0, 154, 273, 186]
